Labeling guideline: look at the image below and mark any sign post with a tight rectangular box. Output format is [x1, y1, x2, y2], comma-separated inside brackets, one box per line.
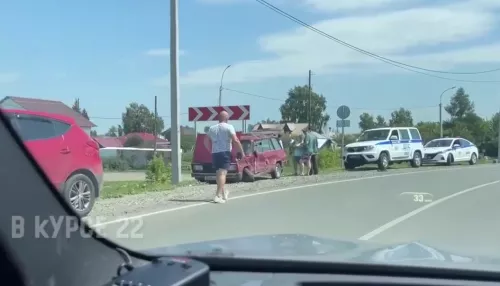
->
[189, 105, 251, 135]
[336, 105, 351, 168]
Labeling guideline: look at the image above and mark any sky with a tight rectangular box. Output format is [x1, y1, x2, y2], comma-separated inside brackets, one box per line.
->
[1, 0, 500, 134]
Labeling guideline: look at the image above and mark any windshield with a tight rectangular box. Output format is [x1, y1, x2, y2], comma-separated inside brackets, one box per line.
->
[425, 140, 453, 148]
[2, 0, 500, 275]
[357, 129, 390, 142]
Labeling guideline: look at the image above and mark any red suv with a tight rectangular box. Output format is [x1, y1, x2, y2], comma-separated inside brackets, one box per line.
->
[191, 132, 287, 183]
[1, 109, 103, 217]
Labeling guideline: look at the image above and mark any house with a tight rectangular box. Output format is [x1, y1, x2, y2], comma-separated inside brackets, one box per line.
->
[252, 122, 310, 136]
[0, 96, 96, 134]
[94, 133, 171, 169]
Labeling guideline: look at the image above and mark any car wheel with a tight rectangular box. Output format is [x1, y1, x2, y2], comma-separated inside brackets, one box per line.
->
[469, 153, 477, 165]
[446, 154, 453, 166]
[242, 167, 255, 182]
[271, 163, 282, 179]
[411, 151, 422, 168]
[63, 173, 96, 217]
[378, 152, 389, 171]
[344, 162, 355, 170]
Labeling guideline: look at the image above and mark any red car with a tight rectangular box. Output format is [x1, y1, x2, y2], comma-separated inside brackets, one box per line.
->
[191, 132, 287, 183]
[1, 109, 103, 217]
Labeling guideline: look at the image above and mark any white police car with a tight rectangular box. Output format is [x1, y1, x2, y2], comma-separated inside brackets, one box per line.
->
[422, 137, 478, 166]
[343, 127, 424, 171]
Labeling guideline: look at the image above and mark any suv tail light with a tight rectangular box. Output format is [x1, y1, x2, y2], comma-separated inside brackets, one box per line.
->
[86, 139, 100, 150]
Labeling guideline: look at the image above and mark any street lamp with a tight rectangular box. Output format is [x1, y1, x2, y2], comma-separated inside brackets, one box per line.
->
[218, 65, 232, 106]
[439, 86, 456, 138]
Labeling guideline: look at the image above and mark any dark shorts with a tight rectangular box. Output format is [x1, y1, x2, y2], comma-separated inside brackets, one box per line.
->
[212, 151, 232, 171]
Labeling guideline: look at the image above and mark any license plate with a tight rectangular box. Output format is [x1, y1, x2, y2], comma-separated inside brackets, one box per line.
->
[205, 176, 216, 181]
[349, 155, 360, 159]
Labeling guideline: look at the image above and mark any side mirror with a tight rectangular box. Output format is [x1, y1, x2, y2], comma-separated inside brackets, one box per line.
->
[390, 135, 398, 140]
[453, 144, 460, 148]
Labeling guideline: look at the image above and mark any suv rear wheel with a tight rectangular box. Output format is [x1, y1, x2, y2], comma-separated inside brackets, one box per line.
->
[63, 173, 96, 217]
[411, 151, 422, 168]
[271, 163, 282, 179]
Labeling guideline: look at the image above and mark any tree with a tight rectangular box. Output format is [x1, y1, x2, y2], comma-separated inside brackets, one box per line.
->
[72, 98, 81, 113]
[358, 113, 376, 131]
[375, 115, 387, 127]
[445, 87, 475, 120]
[280, 85, 330, 132]
[260, 118, 280, 124]
[122, 103, 164, 134]
[90, 130, 97, 137]
[247, 123, 255, 132]
[106, 126, 118, 137]
[389, 108, 413, 127]
[81, 109, 89, 120]
[117, 125, 124, 136]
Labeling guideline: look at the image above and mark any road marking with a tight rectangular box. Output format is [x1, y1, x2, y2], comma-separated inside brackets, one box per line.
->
[358, 180, 500, 241]
[89, 164, 497, 227]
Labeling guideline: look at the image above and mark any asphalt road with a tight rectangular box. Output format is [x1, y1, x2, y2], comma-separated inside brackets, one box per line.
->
[97, 164, 500, 257]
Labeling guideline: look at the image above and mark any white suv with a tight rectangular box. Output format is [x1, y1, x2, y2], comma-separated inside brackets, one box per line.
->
[343, 127, 424, 171]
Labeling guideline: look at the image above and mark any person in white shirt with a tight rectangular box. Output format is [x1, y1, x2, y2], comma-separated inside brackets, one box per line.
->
[206, 111, 244, 203]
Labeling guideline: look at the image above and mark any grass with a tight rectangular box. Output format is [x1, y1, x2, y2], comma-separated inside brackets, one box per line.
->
[100, 156, 496, 199]
[101, 180, 195, 199]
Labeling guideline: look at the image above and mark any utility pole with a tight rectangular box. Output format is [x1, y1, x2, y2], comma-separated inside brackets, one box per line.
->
[308, 70, 312, 128]
[153, 96, 158, 157]
[497, 108, 500, 163]
[170, 0, 181, 184]
[439, 86, 456, 138]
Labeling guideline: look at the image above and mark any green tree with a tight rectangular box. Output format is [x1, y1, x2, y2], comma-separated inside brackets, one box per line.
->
[280, 85, 330, 132]
[72, 98, 81, 113]
[389, 108, 413, 127]
[375, 115, 387, 127]
[445, 87, 475, 120]
[90, 130, 97, 137]
[247, 123, 255, 132]
[106, 126, 118, 137]
[81, 109, 89, 120]
[358, 113, 376, 131]
[122, 103, 164, 134]
[415, 121, 440, 143]
[260, 118, 280, 124]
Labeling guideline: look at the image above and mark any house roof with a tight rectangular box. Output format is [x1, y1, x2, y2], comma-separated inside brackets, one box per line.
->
[0, 96, 96, 128]
[93, 133, 170, 148]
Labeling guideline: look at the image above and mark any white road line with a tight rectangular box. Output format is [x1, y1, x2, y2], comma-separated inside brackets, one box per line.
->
[88, 165, 497, 227]
[358, 180, 500, 241]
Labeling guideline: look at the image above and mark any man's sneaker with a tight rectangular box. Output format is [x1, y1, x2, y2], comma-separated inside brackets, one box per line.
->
[214, 196, 226, 204]
[222, 189, 229, 201]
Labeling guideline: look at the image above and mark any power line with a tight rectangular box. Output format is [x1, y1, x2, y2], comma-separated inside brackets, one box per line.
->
[255, 0, 500, 82]
[223, 87, 438, 111]
[90, 113, 188, 120]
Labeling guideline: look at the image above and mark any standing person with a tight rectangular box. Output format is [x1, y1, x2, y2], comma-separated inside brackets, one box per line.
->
[206, 111, 244, 204]
[292, 134, 305, 175]
[302, 127, 314, 176]
[310, 132, 319, 175]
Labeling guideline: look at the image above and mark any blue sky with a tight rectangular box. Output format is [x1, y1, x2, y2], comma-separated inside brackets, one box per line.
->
[1, 0, 500, 134]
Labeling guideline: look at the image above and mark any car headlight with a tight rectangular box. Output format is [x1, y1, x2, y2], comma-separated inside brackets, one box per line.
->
[193, 165, 203, 171]
[364, 146, 374, 151]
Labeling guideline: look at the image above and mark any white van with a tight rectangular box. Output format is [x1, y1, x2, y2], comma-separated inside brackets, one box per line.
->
[343, 127, 424, 171]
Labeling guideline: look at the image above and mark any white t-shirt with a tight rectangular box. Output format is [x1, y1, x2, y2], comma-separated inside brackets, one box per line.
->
[207, 123, 236, 154]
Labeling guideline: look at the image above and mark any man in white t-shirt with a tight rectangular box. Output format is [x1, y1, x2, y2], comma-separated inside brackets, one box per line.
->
[206, 111, 244, 203]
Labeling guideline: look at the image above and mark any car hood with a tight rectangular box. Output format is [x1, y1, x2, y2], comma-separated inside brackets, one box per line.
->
[143, 234, 500, 269]
[424, 146, 451, 153]
[346, 141, 381, 148]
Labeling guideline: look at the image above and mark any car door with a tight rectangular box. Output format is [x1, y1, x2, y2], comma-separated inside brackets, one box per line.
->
[451, 139, 463, 161]
[397, 128, 412, 159]
[12, 114, 71, 189]
[388, 129, 404, 159]
[459, 139, 474, 160]
[254, 139, 272, 173]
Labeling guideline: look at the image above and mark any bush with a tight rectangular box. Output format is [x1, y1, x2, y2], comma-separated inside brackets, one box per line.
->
[102, 157, 130, 171]
[318, 149, 341, 169]
[146, 155, 171, 184]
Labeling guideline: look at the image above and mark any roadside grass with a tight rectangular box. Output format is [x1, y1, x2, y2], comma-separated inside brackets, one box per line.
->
[101, 180, 195, 199]
[101, 156, 495, 199]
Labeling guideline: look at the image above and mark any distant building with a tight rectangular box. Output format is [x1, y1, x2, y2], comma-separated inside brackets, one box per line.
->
[0, 96, 96, 134]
